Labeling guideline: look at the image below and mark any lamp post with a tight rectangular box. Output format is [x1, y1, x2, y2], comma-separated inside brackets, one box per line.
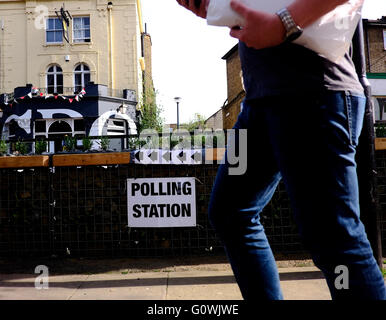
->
[174, 97, 181, 129]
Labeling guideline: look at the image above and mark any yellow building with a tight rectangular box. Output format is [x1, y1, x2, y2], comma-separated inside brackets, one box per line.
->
[0, 0, 153, 152]
[0, 0, 147, 96]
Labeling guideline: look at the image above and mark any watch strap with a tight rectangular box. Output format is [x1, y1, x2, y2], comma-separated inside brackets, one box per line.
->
[276, 8, 303, 42]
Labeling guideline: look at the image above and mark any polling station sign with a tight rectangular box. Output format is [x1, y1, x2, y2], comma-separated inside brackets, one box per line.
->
[127, 177, 196, 228]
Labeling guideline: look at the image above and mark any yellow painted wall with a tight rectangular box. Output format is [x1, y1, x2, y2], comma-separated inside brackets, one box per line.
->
[0, 0, 143, 97]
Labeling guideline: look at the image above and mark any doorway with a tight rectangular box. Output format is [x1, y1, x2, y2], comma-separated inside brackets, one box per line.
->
[48, 120, 72, 153]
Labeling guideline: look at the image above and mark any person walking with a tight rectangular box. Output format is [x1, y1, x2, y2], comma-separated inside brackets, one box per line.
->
[177, 0, 386, 300]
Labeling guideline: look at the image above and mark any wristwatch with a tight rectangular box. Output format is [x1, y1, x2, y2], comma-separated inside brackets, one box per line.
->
[276, 8, 303, 42]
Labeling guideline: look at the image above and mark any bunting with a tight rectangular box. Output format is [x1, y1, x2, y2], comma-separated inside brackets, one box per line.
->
[0, 87, 87, 107]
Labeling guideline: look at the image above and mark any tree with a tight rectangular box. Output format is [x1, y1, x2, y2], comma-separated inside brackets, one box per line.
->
[138, 88, 164, 133]
[181, 113, 207, 132]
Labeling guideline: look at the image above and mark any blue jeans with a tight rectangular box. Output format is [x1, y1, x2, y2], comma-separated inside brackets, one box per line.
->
[208, 91, 386, 300]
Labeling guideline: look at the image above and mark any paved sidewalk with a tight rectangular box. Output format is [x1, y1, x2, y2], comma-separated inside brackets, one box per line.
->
[0, 267, 333, 300]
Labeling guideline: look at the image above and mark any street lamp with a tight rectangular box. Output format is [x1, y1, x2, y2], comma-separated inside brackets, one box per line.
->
[174, 97, 181, 129]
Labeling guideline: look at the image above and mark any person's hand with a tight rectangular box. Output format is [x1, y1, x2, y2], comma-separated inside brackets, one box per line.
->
[229, 0, 286, 49]
[176, 0, 209, 19]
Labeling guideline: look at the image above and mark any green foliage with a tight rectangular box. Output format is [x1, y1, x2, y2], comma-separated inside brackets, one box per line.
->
[35, 139, 47, 155]
[375, 123, 386, 138]
[98, 136, 110, 151]
[180, 113, 207, 132]
[138, 88, 164, 133]
[82, 136, 92, 151]
[15, 139, 27, 155]
[127, 137, 144, 150]
[0, 139, 7, 155]
[63, 135, 76, 151]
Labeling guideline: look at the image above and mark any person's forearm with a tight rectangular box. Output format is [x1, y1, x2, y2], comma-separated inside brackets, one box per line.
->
[288, 0, 350, 28]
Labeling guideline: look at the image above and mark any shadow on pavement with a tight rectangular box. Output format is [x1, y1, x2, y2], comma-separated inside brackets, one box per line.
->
[0, 271, 325, 289]
[279, 271, 325, 281]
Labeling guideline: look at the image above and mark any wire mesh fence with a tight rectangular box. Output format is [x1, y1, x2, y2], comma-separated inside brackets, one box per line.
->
[0, 167, 51, 257]
[1, 150, 385, 258]
[0, 161, 309, 258]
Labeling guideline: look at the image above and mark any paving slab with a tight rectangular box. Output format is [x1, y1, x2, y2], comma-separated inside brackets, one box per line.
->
[279, 267, 331, 300]
[0, 267, 366, 301]
[0, 274, 88, 300]
[167, 271, 243, 300]
[69, 273, 168, 300]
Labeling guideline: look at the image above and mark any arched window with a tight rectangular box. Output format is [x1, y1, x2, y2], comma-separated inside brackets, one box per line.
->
[74, 63, 90, 93]
[48, 120, 72, 134]
[47, 65, 63, 94]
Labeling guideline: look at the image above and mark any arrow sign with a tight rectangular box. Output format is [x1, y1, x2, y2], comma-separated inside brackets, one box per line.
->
[162, 151, 172, 162]
[177, 151, 186, 162]
[149, 151, 158, 162]
[135, 151, 144, 161]
[191, 151, 202, 162]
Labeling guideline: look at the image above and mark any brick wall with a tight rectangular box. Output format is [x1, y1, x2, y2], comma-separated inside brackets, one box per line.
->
[222, 46, 245, 130]
[143, 33, 154, 94]
[225, 49, 243, 102]
[205, 109, 223, 130]
[222, 94, 244, 130]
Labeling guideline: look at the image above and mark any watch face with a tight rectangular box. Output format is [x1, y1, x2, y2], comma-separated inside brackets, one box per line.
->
[286, 27, 303, 42]
[276, 8, 303, 43]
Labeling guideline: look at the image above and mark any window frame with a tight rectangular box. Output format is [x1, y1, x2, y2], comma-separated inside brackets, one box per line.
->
[46, 65, 64, 94]
[72, 16, 91, 43]
[74, 63, 91, 92]
[46, 17, 63, 44]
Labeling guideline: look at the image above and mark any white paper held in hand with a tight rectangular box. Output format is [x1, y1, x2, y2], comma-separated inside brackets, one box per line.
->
[206, 0, 364, 63]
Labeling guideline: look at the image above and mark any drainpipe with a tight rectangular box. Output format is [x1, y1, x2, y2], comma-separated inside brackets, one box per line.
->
[107, 2, 114, 90]
[136, 0, 144, 34]
[136, 0, 145, 96]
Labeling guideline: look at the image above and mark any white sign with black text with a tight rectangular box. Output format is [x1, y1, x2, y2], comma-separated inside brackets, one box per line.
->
[127, 177, 196, 228]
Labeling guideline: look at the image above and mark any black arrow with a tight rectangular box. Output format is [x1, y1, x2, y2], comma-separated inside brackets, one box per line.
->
[177, 151, 186, 162]
[135, 151, 144, 161]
